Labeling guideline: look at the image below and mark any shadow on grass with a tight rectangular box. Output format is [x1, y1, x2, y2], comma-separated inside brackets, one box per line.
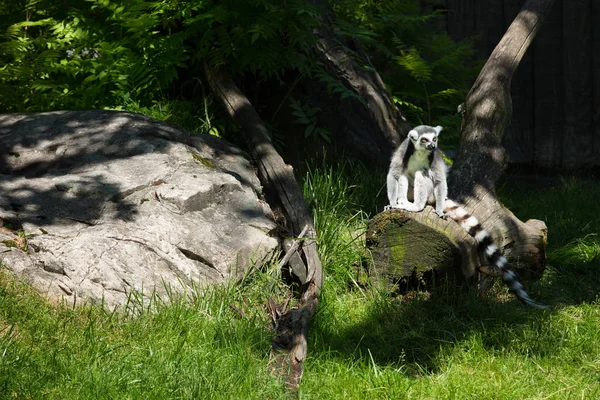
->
[311, 284, 559, 376]
[499, 176, 600, 305]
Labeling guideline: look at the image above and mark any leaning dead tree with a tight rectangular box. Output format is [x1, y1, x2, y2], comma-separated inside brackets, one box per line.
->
[312, 24, 413, 151]
[207, 0, 557, 391]
[204, 65, 322, 391]
[206, 2, 420, 391]
[369, 0, 556, 288]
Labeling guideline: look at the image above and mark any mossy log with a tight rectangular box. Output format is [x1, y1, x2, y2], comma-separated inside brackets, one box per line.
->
[367, 207, 478, 289]
[366, 206, 547, 290]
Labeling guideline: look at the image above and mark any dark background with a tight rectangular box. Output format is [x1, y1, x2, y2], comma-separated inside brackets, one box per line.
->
[425, 0, 599, 170]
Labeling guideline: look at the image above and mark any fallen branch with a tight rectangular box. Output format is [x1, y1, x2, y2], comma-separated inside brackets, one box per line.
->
[277, 225, 309, 271]
[204, 65, 322, 391]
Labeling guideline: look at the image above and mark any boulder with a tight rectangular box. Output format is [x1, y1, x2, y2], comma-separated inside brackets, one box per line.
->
[0, 110, 279, 308]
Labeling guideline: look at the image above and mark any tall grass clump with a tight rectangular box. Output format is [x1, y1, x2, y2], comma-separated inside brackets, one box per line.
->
[302, 160, 383, 292]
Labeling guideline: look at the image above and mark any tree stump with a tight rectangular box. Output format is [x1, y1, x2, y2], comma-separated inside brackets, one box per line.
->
[369, 0, 555, 294]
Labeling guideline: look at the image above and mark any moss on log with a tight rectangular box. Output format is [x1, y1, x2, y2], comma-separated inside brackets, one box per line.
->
[366, 205, 547, 292]
[367, 207, 476, 290]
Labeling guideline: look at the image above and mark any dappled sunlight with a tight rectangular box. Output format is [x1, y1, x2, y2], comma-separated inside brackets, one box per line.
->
[550, 234, 600, 268]
[303, 281, 600, 398]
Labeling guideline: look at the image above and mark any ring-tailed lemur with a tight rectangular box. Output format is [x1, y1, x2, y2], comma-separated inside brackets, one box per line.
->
[385, 125, 547, 309]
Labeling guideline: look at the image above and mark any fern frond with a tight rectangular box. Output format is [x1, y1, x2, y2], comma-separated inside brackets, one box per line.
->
[395, 48, 432, 83]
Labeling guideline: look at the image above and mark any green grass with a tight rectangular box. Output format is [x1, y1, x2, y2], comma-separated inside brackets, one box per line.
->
[499, 177, 600, 305]
[2, 166, 600, 399]
[0, 271, 291, 399]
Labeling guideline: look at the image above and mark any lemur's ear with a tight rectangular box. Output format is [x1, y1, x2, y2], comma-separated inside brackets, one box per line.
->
[408, 129, 418, 140]
[434, 125, 443, 135]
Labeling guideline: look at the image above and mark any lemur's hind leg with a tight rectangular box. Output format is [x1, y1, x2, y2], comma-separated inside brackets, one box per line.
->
[399, 170, 432, 212]
[433, 174, 447, 217]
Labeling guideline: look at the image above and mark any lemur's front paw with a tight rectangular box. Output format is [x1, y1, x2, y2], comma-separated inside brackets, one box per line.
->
[435, 210, 446, 219]
[385, 202, 406, 211]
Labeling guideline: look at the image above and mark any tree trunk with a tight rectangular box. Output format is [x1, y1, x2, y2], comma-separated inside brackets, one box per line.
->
[312, 28, 412, 151]
[204, 65, 322, 391]
[277, 0, 414, 168]
[448, 0, 555, 279]
[369, 0, 555, 285]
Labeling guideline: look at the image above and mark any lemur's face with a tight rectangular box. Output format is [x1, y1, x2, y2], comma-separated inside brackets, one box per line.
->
[408, 125, 443, 151]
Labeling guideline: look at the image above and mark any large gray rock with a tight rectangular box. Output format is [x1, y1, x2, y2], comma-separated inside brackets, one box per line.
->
[0, 110, 279, 308]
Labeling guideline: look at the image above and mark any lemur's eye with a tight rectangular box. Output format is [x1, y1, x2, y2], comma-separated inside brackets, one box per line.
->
[433, 137, 437, 142]
[420, 138, 428, 143]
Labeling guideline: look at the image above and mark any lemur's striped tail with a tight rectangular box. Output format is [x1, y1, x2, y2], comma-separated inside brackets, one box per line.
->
[444, 199, 548, 309]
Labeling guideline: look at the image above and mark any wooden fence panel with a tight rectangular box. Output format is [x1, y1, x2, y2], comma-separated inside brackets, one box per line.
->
[593, 1, 600, 160]
[531, 0, 564, 168]
[503, 0, 535, 165]
[561, 0, 594, 169]
[442, 0, 599, 169]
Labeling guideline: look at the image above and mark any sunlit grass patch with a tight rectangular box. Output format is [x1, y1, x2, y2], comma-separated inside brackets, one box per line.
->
[0, 269, 289, 399]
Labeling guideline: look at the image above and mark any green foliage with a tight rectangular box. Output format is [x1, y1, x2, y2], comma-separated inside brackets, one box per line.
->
[332, 0, 480, 130]
[0, 0, 321, 112]
[289, 98, 331, 143]
[184, 0, 321, 77]
[0, 0, 188, 111]
[0, 0, 478, 135]
[0, 0, 480, 156]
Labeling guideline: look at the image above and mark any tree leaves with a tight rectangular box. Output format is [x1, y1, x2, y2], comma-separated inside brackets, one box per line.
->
[0, 0, 478, 139]
[330, 0, 479, 129]
[395, 48, 432, 83]
[289, 98, 331, 143]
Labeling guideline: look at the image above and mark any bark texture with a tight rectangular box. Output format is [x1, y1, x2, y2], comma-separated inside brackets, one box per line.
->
[367, 208, 478, 287]
[368, 207, 547, 287]
[446, 0, 555, 280]
[369, 0, 554, 283]
[275, 0, 413, 168]
[312, 29, 412, 151]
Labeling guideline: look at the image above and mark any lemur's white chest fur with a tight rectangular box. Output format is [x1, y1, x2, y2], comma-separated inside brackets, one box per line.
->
[405, 150, 431, 180]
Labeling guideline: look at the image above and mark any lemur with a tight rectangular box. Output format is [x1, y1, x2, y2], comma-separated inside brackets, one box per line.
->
[385, 125, 547, 309]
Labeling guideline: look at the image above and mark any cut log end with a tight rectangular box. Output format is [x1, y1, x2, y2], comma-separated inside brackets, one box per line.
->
[366, 207, 547, 292]
[366, 209, 468, 290]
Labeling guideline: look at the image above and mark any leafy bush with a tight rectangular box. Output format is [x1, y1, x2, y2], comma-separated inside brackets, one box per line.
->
[0, 0, 186, 111]
[0, 0, 320, 113]
[0, 0, 478, 142]
[332, 0, 480, 129]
